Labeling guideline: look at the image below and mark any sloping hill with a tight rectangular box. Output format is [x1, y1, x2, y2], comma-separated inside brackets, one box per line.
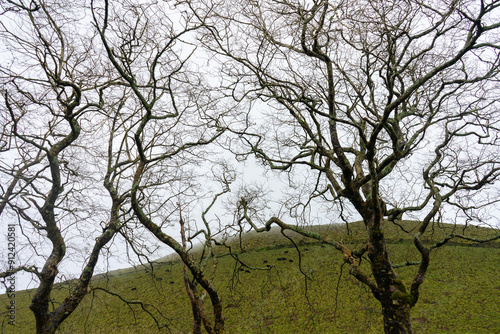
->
[1, 221, 499, 333]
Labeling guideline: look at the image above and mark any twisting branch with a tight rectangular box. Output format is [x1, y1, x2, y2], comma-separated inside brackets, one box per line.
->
[238, 197, 380, 300]
[90, 287, 171, 331]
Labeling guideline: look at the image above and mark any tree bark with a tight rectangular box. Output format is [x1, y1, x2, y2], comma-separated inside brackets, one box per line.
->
[381, 302, 412, 334]
[366, 216, 413, 334]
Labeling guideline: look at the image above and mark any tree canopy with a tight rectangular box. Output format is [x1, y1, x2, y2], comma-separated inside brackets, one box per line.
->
[1, 0, 500, 333]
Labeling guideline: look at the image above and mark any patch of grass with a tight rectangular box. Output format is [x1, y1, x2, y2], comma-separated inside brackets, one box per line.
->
[1, 222, 499, 333]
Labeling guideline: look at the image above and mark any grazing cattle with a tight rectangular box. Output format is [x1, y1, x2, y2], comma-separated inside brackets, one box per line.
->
[245, 270, 251, 273]
[169, 281, 175, 284]
[284, 251, 289, 254]
[263, 260, 268, 263]
[131, 287, 137, 291]
[289, 259, 293, 263]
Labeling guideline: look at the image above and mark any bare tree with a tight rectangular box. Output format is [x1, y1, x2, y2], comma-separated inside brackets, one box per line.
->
[0, 1, 128, 333]
[189, 0, 500, 333]
[91, 0, 230, 332]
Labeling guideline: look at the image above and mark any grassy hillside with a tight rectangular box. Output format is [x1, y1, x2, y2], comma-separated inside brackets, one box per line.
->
[1, 221, 499, 333]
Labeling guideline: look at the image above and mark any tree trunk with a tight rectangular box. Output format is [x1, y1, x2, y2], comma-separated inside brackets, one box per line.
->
[366, 215, 413, 334]
[381, 298, 412, 334]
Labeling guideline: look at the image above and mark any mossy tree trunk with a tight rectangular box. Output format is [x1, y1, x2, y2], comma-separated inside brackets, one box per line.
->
[366, 216, 413, 334]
